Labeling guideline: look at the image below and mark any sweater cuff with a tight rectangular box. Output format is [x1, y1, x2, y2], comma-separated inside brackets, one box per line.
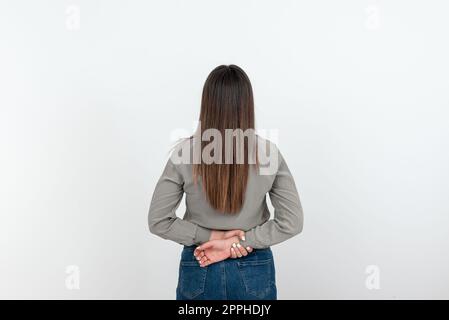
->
[239, 229, 267, 249]
[194, 225, 212, 244]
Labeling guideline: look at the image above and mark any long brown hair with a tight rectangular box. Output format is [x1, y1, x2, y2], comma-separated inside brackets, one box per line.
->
[193, 65, 256, 213]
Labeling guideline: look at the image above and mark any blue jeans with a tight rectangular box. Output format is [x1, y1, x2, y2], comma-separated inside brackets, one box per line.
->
[176, 245, 277, 300]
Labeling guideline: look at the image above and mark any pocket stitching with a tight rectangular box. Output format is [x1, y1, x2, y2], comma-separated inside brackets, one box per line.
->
[237, 259, 272, 267]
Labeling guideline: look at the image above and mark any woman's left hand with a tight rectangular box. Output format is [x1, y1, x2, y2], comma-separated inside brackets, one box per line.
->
[230, 243, 253, 258]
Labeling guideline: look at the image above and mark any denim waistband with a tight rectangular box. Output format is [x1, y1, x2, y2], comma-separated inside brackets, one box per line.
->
[182, 244, 271, 252]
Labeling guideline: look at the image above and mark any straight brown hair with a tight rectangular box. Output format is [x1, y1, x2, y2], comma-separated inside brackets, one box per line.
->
[193, 65, 257, 214]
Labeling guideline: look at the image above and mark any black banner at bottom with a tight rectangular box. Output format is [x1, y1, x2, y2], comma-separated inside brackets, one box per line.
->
[1, 300, 446, 319]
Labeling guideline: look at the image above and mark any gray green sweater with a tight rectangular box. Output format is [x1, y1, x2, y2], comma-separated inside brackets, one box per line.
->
[148, 140, 303, 249]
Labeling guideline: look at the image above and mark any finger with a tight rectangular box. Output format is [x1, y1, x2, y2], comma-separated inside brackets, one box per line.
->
[246, 246, 253, 253]
[194, 247, 202, 256]
[200, 258, 211, 267]
[230, 247, 237, 258]
[236, 243, 248, 256]
[232, 243, 242, 257]
[199, 256, 208, 265]
[202, 260, 212, 267]
[194, 248, 204, 258]
[195, 251, 204, 261]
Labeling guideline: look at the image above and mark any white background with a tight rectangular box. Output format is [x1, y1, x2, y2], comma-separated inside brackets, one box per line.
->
[1, 0, 448, 299]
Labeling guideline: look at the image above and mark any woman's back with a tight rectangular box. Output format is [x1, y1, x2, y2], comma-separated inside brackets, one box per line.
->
[149, 135, 303, 249]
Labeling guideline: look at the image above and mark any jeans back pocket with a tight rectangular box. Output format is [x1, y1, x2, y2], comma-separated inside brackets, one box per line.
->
[177, 260, 207, 300]
[237, 258, 276, 300]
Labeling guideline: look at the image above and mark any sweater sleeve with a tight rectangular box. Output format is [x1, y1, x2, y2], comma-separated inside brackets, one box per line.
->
[240, 151, 304, 249]
[148, 158, 211, 245]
